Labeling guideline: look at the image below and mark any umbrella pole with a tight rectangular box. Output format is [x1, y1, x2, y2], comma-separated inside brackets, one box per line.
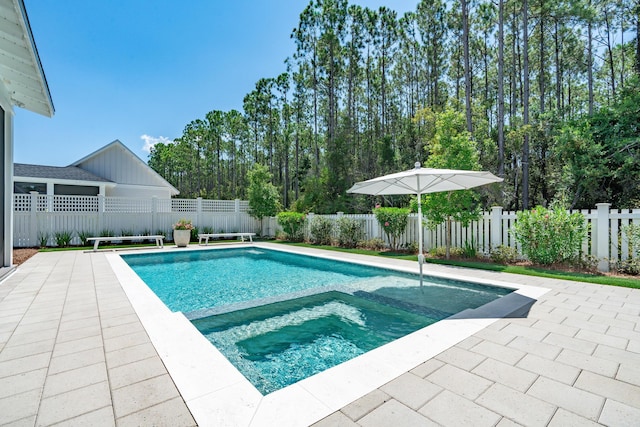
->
[417, 191, 424, 287]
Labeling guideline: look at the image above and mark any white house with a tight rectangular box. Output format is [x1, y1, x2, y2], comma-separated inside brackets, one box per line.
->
[1, 0, 55, 269]
[14, 139, 179, 198]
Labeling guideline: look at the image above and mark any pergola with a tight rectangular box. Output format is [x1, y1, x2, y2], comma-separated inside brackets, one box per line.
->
[0, 0, 54, 268]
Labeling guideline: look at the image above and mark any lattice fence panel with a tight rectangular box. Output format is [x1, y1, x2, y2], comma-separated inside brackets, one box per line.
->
[172, 199, 197, 212]
[105, 197, 152, 213]
[202, 199, 236, 212]
[14, 195, 31, 212]
[52, 196, 99, 212]
[238, 200, 250, 212]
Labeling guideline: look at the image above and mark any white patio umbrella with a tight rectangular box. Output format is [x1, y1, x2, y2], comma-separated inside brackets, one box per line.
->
[347, 162, 503, 286]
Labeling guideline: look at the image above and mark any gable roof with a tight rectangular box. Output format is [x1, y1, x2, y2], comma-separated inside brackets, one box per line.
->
[0, 0, 54, 116]
[14, 163, 112, 183]
[70, 140, 179, 195]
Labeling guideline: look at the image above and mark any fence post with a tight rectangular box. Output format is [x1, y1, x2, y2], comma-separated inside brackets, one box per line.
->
[490, 206, 503, 251]
[97, 195, 105, 232]
[30, 192, 38, 247]
[196, 197, 203, 230]
[151, 196, 158, 232]
[371, 215, 380, 239]
[307, 212, 316, 240]
[235, 199, 240, 231]
[596, 202, 611, 272]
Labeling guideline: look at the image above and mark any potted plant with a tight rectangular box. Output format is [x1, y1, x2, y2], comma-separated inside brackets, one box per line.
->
[173, 219, 194, 247]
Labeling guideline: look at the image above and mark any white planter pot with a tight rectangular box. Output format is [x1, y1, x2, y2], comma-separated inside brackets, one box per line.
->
[173, 229, 191, 247]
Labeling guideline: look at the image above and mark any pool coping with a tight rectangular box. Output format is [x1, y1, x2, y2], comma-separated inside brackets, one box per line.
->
[107, 243, 550, 426]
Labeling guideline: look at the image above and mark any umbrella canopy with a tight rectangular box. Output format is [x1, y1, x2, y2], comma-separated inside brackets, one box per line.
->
[347, 162, 503, 285]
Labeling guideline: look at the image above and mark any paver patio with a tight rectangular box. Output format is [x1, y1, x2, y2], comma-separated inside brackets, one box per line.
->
[0, 247, 638, 426]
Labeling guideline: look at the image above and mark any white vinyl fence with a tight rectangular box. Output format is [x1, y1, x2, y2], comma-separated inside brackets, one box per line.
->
[262, 203, 640, 271]
[13, 194, 639, 271]
[13, 194, 260, 247]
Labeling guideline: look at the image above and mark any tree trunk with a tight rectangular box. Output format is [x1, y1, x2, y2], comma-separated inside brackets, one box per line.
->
[462, 0, 473, 133]
[445, 216, 452, 259]
[636, 0, 640, 75]
[313, 44, 320, 176]
[539, 0, 545, 116]
[498, 0, 505, 177]
[511, 5, 520, 119]
[587, 0, 594, 114]
[604, 8, 617, 100]
[522, 0, 530, 210]
[620, 12, 625, 88]
[554, 19, 562, 116]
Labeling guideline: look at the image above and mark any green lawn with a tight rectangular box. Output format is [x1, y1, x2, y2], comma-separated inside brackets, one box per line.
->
[274, 241, 640, 289]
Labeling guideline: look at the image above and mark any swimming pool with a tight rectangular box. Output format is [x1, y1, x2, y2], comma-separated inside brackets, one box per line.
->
[111, 244, 548, 425]
[122, 247, 513, 394]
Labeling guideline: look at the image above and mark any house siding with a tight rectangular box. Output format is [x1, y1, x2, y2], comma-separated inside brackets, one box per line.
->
[77, 143, 160, 187]
[107, 184, 173, 198]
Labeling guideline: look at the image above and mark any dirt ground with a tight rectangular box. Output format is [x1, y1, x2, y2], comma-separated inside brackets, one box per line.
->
[13, 248, 39, 265]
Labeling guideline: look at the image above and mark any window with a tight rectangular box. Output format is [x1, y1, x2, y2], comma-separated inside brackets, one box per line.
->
[14, 182, 46, 194]
[54, 184, 99, 196]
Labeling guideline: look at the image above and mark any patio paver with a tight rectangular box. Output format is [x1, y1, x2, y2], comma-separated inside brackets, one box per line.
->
[0, 251, 195, 426]
[0, 247, 638, 426]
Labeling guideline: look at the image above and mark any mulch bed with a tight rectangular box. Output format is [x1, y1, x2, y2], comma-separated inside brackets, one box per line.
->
[13, 248, 39, 265]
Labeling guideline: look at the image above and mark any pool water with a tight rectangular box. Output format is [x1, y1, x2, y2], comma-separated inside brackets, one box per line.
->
[122, 248, 510, 314]
[122, 247, 512, 394]
[192, 291, 440, 394]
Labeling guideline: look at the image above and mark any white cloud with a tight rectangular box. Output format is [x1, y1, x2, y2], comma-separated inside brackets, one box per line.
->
[140, 134, 173, 153]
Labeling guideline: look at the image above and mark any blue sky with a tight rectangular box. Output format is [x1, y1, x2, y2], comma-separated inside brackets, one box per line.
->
[15, 0, 418, 166]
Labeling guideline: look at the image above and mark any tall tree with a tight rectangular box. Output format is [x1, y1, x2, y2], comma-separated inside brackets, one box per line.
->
[247, 164, 282, 231]
[522, 0, 531, 209]
[462, 0, 473, 133]
[419, 108, 483, 258]
[497, 0, 505, 177]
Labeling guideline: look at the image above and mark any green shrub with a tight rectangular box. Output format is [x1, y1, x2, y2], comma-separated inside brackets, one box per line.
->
[77, 230, 92, 246]
[54, 231, 74, 247]
[190, 226, 199, 242]
[462, 237, 477, 259]
[430, 246, 463, 257]
[276, 212, 306, 242]
[373, 207, 410, 251]
[358, 238, 386, 251]
[120, 229, 134, 244]
[511, 205, 588, 265]
[100, 229, 114, 237]
[38, 232, 49, 248]
[202, 226, 215, 234]
[336, 217, 364, 248]
[571, 254, 599, 272]
[622, 224, 640, 257]
[403, 241, 419, 254]
[309, 216, 334, 245]
[490, 245, 519, 264]
[612, 258, 640, 275]
[615, 224, 640, 275]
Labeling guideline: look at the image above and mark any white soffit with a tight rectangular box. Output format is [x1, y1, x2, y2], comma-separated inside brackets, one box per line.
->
[0, 0, 54, 117]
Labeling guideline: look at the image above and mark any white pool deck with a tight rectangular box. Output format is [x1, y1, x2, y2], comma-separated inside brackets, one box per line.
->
[1, 243, 639, 426]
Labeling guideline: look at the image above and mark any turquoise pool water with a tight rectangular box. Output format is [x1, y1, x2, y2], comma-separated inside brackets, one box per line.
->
[193, 291, 439, 394]
[122, 248, 511, 315]
[122, 247, 512, 394]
